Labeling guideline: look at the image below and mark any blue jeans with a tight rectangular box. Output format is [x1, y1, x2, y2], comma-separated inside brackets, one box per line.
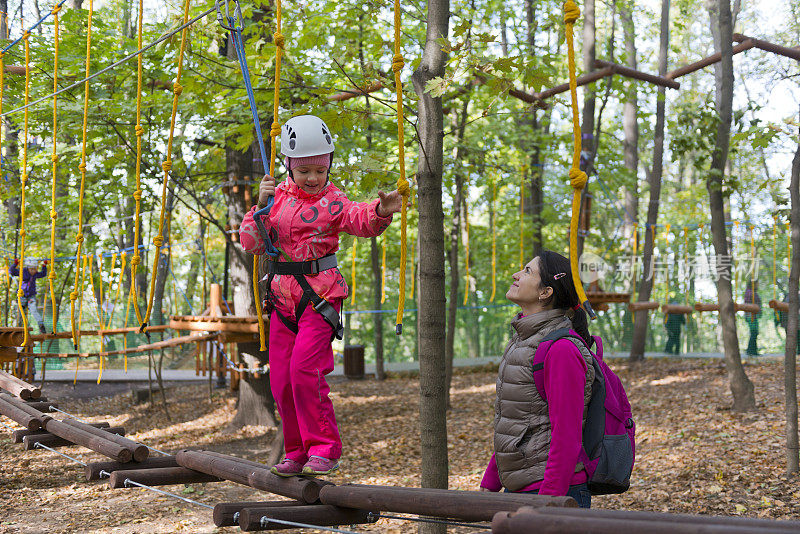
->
[508, 482, 592, 508]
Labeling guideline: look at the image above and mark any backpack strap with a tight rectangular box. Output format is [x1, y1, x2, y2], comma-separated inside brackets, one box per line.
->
[532, 328, 605, 459]
[532, 327, 577, 402]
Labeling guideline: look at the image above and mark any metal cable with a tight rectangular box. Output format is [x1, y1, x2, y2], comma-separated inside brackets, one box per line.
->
[258, 517, 361, 533]
[49, 406, 86, 422]
[123, 478, 214, 509]
[33, 442, 87, 466]
[1, 5, 218, 118]
[369, 512, 492, 530]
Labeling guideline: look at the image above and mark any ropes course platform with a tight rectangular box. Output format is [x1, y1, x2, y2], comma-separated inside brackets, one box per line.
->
[2, 374, 799, 532]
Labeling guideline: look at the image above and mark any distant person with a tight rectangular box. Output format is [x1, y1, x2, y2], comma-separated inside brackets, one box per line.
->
[663, 300, 685, 355]
[743, 280, 762, 357]
[8, 258, 48, 334]
[775, 291, 800, 354]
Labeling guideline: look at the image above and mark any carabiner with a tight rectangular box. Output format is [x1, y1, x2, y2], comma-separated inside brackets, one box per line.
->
[215, 0, 243, 32]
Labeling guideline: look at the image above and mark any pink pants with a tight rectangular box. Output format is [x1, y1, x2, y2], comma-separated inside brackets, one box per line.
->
[269, 301, 342, 462]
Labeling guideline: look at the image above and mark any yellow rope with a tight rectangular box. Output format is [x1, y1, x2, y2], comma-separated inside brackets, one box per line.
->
[77, 255, 87, 351]
[141, 0, 192, 333]
[563, 0, 594, 318]
[111, 252, 126, 328]
[252, 0, 286, 350]
[70, 1, 94, 349]
[16, 32, 32, 347]
[87, 257, 105, 380]
[127, 0, 146, 330]
[490, 178, 497, 303]
[47, 4, 62, 334]
[381, 236, 387, 304]
[350, 239, 357, 306]
[463, 199, 471, 306]
[392, 0, 410, 334]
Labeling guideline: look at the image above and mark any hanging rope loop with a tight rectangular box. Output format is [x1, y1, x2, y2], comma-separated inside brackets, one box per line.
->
[133, 188, 142, 201]
[569, 167, 588, 190]
[273, 32, 284, 48]
[52, 4, 62, 15]
[172, 81, 183, 95]
[391, 53, 404, 72]
[130, 255, 141, 266]
[563, 0, 580, 24]
[135, 124, 144, 136]
[397, 177, 410, 196]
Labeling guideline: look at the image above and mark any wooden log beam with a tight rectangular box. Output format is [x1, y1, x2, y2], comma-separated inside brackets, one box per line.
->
[85, 455, 180, 481]
[769, 299, 789, 312]
[14, 421, 108, 443]
[23, 427, 126, 450]
[628, 301, 661, 311]
[666, 39, 754, 80]
[317, 484, 575, 523]
[328, 81, 384, 102]
[492, 506, 800, 534]
[42, 417, 132, 462]
[62, 418, 149, 462]
[169, 319, 260, 333]
[661, 304, 694, 314]
[175, 449, 331, 503]
[508, 66, 615, 104]
[213, 501, 306, 528]
[19, 400, 58, 412]
[238, 504, 377, 532]
[594, 59, 680, 89]
[0, 397, 42, 430]
[693, 302, 760, 313]
[0, 370, 41, 399]
[733, 33, 800, 61]
[529, 505, 800, 532]
[108, 466, 222, 489]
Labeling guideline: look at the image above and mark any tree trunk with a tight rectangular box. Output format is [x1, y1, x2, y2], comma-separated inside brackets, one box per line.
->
[577, 0, 597, 258]
[620, 0, 639, 232]
[445, 99, 469, 408]
[784, 105, 800, 474]
[67, 0, 84, 8]
[411, 0, 450, 528]
[706, 0, 755, 411]
[370, 236, 385, 380]
[0, 0, 7, 38]
[151, 189, 175, 327]
[629, 0, 670, 362]
[524, 0, 544, 256]
[182, 222, 204, 315]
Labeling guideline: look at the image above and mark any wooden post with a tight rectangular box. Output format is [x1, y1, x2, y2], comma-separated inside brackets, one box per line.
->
[85, 455, 180, 481]
[239, 505, 377, 532]
[213, 501, 306, 528]
[108, 466, 222, 489]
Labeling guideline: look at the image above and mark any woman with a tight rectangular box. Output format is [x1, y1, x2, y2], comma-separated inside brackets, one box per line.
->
[479, 250, 595, 508]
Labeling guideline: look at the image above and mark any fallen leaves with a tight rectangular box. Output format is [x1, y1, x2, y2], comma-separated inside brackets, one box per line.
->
[0, 358, 798, 533]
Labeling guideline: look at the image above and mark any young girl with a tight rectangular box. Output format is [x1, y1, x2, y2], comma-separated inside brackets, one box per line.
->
[239, 114, 404, 476]
[479, 250, 596, 508]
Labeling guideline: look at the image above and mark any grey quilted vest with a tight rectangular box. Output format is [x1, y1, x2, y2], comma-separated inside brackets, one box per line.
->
[493, 308, 595, 491]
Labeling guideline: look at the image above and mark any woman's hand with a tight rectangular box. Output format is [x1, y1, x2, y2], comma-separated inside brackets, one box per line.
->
[258, 174, 276, 209]
[376, 189, 405, 217]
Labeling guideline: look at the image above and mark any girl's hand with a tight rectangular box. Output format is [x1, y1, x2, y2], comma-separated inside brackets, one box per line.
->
[377, 189, 405, 217]
[258, 174, 276, 208]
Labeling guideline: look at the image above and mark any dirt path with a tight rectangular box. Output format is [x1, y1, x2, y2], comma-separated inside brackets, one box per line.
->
[1, 359, 799, 533]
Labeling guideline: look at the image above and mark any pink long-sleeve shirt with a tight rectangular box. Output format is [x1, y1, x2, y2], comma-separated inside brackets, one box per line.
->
[239, 178, 392, 317]
[481, 338, 588, 494]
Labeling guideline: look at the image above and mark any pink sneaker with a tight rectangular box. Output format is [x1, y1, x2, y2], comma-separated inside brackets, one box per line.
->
[302, 455, 339, 476]
[271, 458, 304, 477]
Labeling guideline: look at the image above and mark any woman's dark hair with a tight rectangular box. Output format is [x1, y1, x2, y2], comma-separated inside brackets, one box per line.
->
[536, 249, 594, 348]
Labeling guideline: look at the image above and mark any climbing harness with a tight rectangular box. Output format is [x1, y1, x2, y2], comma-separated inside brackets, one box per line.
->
[262, 254, 344, 341]
[563, 0, 595, 319]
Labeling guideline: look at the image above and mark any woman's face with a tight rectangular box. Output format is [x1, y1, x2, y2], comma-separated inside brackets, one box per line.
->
[507, 257, 545, 307]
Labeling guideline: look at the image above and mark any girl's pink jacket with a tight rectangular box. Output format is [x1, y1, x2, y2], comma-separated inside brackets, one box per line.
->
[239, 178, 392, 317]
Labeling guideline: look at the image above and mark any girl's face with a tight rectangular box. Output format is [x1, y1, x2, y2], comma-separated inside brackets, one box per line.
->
[292, 164, 328, 195]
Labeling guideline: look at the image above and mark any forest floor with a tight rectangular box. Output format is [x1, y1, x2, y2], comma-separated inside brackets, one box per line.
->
[1, 358, 799, 533]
